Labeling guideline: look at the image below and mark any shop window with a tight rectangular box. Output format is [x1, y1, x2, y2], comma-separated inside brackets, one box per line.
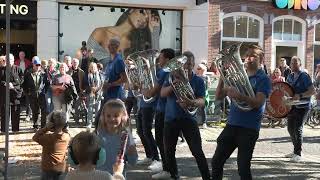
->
[222, 14, 261, 39]
[273, 19, 302, 41]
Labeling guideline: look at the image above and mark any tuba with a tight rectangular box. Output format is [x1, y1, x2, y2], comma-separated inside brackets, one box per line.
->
[125, 49, 159, 103]
[163, 56, 198, 115]
[216, 42, 255, 111]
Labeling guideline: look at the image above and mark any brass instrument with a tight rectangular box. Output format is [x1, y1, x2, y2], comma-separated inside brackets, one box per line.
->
[216, 42, 255, 111]
[125, 49, 159, 103]
[163, 56, 198, 115]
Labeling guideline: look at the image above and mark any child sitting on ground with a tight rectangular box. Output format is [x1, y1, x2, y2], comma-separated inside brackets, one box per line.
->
[33, 111, 71, 180]
[65, 131, 125, 180]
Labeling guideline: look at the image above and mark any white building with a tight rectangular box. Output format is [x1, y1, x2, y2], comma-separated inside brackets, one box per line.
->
[35, 0, 208, 65]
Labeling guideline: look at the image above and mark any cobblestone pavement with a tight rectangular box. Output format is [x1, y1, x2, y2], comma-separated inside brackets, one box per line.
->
[0, 120, 319, 180]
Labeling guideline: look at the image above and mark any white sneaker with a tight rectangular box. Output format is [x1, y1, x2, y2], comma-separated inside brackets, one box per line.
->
[290, 154, 302, 162]
[152, 171, 171, 179]
[202, 124, 207, 129]
[148, 160, 161, 169]
[284, 153, 294, 158]
[149, 161, 163, 173]
[137, 157, 153, 165]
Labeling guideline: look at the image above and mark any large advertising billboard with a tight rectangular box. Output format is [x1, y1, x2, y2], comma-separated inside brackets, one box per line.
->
[59, 4, 182, 64]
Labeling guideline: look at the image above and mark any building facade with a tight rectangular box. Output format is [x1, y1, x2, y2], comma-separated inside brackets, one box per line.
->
[36, 0, 208, 65]
[209, 0, 320, 76]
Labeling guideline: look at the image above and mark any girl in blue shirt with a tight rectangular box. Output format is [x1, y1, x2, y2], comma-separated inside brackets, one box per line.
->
[96, 99, 138, 176]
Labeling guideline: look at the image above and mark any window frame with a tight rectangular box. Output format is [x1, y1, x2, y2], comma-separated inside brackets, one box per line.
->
[221, 12, 264, 50]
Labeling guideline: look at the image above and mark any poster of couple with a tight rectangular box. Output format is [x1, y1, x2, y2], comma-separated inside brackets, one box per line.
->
[59, 5, 182, 67]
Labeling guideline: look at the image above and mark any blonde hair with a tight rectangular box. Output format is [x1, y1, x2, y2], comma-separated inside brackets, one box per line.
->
[41, 59, 48, 66]
[97, 99, 128, 133]
[88, 62, 98, 74]
[71, 131, 100, 165]
[273, 68, 281, 76]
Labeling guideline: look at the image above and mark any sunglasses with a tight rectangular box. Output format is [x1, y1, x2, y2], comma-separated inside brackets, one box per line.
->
[35, 64, 41, 66]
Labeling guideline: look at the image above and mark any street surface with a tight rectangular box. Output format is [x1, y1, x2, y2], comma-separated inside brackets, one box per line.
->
[0, 120, 319, 180]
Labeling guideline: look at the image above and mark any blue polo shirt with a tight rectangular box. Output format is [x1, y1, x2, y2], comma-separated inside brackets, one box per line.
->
[286, 70, 313, 109]
[163, 72, 205, 122]
[228, 69, 271, 131]
[156, 69, 169, 113]
[104, 53, 125, 100]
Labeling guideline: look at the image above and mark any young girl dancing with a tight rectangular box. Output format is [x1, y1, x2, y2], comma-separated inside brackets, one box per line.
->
[96, 99, 138, 176]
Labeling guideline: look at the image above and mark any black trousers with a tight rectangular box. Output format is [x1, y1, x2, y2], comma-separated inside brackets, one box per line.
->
[136, 107, 159, 161]
[287, 107, 308, 156]
[211, 124, 259, 180]
[1, 104, 20, 132]
[30, 94, 47, 128]
[155, 111, 168, 171]
[164, 118, 210, 180]
[125, 96, 137, 118]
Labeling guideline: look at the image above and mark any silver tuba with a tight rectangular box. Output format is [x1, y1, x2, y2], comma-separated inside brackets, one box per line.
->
[125, 49, 159, 103]
[216, 42, 255, 111]
[163, 56, 198, 115]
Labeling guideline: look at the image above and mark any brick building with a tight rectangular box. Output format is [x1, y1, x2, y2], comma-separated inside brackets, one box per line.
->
[209, 0, 320, 77]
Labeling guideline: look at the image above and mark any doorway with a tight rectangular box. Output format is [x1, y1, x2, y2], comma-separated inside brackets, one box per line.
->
[275, 46, 298, 68]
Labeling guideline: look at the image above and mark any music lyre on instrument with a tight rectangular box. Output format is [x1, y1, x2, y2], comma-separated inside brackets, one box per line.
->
[163, 55, 198, 115]
[125, 49, 159, 103]
[117, 130, 129, 163]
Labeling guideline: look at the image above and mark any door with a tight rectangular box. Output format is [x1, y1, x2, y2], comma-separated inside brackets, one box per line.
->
[275, 46, 298, 68]
[272, 42, 303, 70]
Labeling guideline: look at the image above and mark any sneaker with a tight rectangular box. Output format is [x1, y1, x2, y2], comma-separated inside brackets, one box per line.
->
[86, 124, 92, 129]
[202, 124, 207, 129]
[149, 161, 163, 173]
[137, 157, 153, 165]
[148, 160, 160, 169]
[290, 154, 302, 162]
[284, 153, 294, 158]
[152, 171, 171, 179]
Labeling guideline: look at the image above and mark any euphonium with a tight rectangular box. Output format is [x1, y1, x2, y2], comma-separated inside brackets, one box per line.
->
[125, 49, 159, 103]
[216, 42, 255, 111]
[163, 56, 198, 115]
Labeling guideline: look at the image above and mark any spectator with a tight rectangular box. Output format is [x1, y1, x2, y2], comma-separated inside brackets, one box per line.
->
[0, 54, 23, 132]
[279, 58, 291, 80]
[14, 51, 31, 73]
[51, 63, 76, 123]
[23, 56, 50, 130]
[70, 58, 85, 124]
[196, 63, 210, 128]
[65, 131, 125, 180]
[86, 62, 103, 128]
[271, 68, 285, 83]
[33, 111, 70, 180]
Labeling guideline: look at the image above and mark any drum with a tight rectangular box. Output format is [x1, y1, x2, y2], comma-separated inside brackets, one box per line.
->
[266, 82, 294, 118]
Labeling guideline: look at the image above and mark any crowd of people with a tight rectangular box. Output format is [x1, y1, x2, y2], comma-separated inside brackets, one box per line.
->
[1, 37, 320, 180]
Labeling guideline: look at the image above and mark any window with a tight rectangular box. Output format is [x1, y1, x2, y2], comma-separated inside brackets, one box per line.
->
[273, 19, 302, 41]
[313, 23, 320, 76]
[221, 13, 263, 53]
[222, 15, 261, 39]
